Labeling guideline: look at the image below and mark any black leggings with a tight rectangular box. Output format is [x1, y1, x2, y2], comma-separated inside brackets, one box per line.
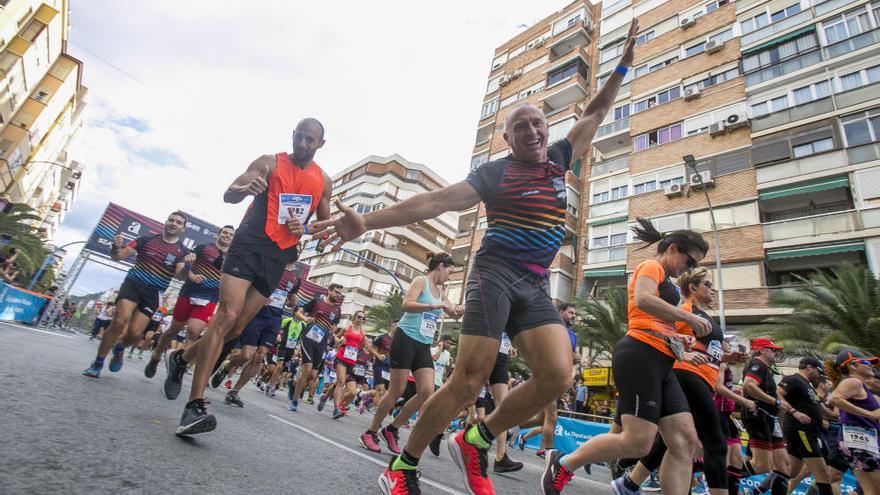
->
[640, 369, 728, 489]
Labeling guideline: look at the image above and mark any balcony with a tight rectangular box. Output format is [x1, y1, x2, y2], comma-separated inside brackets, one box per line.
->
[824, 29, 880, 60]
[751, 97, 834, 132]
[587, 245, 627, 264]
[549, 21, 591, 60]
[763, 210, 862, 242]
[741, 10, 815, 48]
[541, 74, 589, 113]
[745, 50, 822, 87]
[848, 141, 880, 165]
[816, 0, 864, 16]
[601, 0, 630, 19]
[474, 122, 494, 147]
[590, 155, 629, 177]
[544, 101, 583, 120]
[756, 150, 847, 185]
[593, 118, 631, 155]
[589, 198, 629, 218]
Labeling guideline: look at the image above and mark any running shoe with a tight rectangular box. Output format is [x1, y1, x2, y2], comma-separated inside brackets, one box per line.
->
[137, 349, 144, 360]
[144, 357, 160, 379]
[429, 434, 443, 456]
[210, 364, 228, 389]
[83, 364, 102, 378]
[109, 348, 125, 373]
[541, 450, 574, 495]
[358, 403, 367, 415]
[360, 431, 381, 453]
[612, 476, 643, 495]
[493, 454, 524, 473]
[641, 474, 660, 493]
[537, 449, 547, 458]
[518, 435, 526, 451]
[162, 350, 186, 400]
[583, 463, 592, 475]
[306, 396, 315, 405]
[317, 395, 328, 411]
[380, 426, 401, 455]
[332, 408, 345, 420]
[175, 399, 216, 436]
[378, 465, 421, 495]
[225, 390, 244, 407]
[447, 427, 493, 495]
[268, 386, 276, 398]
[288, 400, 298, 412]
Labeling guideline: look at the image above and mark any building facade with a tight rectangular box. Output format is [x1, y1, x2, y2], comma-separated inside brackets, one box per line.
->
[0, 0, 87, 239]
[299, 155, 458, 318]
[459, 0, 880, 327]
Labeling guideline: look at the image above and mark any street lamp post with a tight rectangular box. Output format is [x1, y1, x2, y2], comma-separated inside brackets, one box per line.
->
[683, 155, 726, 331]
[28, 240, 86, 290]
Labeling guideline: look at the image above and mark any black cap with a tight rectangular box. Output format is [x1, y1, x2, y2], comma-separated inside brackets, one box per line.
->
[799, 356, 825, 375]
[835, 349, 879, 368]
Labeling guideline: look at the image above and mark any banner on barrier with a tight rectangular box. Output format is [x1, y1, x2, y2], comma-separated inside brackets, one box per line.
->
[0, 283, 49, 323]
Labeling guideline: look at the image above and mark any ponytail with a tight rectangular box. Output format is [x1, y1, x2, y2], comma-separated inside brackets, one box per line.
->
[426, 252, 454, 272]
[826, 359, 847, 387]
[631, 218, 709, 256]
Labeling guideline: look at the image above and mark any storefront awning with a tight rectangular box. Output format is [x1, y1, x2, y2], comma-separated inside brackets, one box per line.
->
[766, 241, 865, 260]
[589, 215, 628, 227]
[584, 266, 626, 278]
[759, 176, 849, 201]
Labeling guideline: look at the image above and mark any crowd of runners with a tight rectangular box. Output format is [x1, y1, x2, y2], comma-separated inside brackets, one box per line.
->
[72, 18, 880, 495]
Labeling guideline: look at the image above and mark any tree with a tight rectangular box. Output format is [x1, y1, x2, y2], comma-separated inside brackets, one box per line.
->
[0, 204, 50, 285]
[573, 286, 628, 367]
[748, 263, 880, 357]
[366, 291, 404, 333]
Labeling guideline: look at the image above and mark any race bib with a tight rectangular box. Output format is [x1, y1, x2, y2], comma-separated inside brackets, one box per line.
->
[381, 370, 390, 381]
[500, 333, 512, 355]
[189, 297, 211, 306]
[151, 311, 163, 322]
[772, 417, 783, 438]
[328, 370, 337, 381]
[706, 340, 723, 365]
[434, 362, 445, 377]
[354, 364, 367, 377]
[842, 425, 879, 454]
[277, 193, 313, 224]
[306, 325, 325, 343]
[420, 312, 438, 339]
[343, 345, 358, 361]
[268, 289, 287, 309]
[285, 337, 298, 349]
[478, 386, 487, 399]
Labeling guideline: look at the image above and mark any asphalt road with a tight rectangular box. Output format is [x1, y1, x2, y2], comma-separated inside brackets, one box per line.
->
[0, 322, 613, 495]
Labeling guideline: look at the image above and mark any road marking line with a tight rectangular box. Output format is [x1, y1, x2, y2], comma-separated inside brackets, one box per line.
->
[268, 414, 467, 495]
[2, 322, 77, 338]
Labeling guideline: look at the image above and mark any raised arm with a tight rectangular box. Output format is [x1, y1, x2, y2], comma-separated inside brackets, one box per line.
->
[310, 180, 481, 251]
[567, 19, 639, 159]
[223, 155, 274, 204]
[110, 235, 137, 261]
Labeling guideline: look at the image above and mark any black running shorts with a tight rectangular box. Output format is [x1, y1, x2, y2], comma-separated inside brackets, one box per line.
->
[460, 255, 563, 341]
[613, 335, 689, 424]
[221, 245, 287, 298]
[116, 277, 159, 318]
[298, 338, 324, 368]
[785, 427, 822, 460]
[743, 413, 785, 450]
[389, 329, 433, 372]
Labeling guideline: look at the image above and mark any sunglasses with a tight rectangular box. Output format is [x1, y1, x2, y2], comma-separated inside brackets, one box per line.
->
[854, 360, 875, 366]
[701, 280, 714, 289]
[683, 251, 699, 269]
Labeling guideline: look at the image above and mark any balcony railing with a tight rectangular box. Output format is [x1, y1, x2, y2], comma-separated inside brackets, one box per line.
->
[863, 208, 880, 229]
[590, 156, 629, 177]
[750, 97, 834, 132]
[741, 10, 815, 47]
[847, 141, 880, 165]
[587, 246, 627, 264]
[596, 118, 629, 138]
[589, 198, 628, 218]
[762, 209, 861, 242]
[602, 0, 630, 19]
[745, 50, 822, 87]
[824, 29, 880, 60]
[815, 0, 860, 16]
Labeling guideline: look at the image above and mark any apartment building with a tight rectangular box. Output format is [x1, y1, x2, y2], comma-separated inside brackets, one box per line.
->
[460, 0, 880, 327]
[0, 0, 87, 240]
[299, 155, 458, 318]
[451, 0, 599, 308]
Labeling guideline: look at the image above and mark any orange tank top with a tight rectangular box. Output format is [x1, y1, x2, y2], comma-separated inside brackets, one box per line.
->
[263, 153, 325, 250]
[625, 259, 682, 359]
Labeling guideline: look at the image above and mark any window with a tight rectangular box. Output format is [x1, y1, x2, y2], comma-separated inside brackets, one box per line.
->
[705, 0, 730, 13]
[742, 32, 818, 72]
[611, 185, 628, 200]
[613, 103, 630, 121]
[405, 170, 420, 180]
[478, 218, 488, 230]
[593, 191, 610, 203]
[491, 53, 508, 71]
[838, 65, 880, 92]
[549, 117, 576, 142]
[689, 203, 758, 231]
[635, 30, 655, 45]
[634, 123, 683, 151]
[741, 11, 770, 34]
[481, 99, 498, 119]
[547, 59, 589, 86]
[519, 81, 545, 99]
[588, 222, 629, 263]
[471, 151, 489, 171]
[633, 86, 681, 113]
[686, 42, 706, 58]
[633, 179, 657, 194]
[524, 55, 549, 74]
[600, 42, 626, 64]
[842, 108, 880, 147]
[823, 7, 870, 45]
[683, 66, 739, 92]
[500, 94, 518, 109]
[792, 137, 834, 157]
[487, 75, 503, 94]
[874, 0, 880, 26]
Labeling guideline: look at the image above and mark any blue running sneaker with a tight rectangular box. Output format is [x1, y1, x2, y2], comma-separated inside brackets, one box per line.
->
[83, 365, 102, 378]
[612, 476, 642, 495]
[108, 347, 125, 372]
[288, 400, 298, 412]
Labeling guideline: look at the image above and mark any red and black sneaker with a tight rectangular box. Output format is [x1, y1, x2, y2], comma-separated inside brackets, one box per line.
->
[380, 426, 401, 454]
[378, 465, 421, 495]
[447, 427, 494, 495]
[541, 450, 574, 495]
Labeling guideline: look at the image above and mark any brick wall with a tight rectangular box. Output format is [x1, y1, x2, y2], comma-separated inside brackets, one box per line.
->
[722, 287, 770, 310]
[628, 169, 757, 218]
[626, 224, 765, 270]
[634, 1, 736, 64]
[630, 78, 745, 135]
[631, 38, 741, 96]
[630, 127, 750, 174]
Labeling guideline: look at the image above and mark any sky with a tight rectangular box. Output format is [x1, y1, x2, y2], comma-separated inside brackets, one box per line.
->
[54, 0, 575, 296]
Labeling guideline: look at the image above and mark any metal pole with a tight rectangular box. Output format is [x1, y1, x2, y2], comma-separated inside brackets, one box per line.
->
[685, 156, 726, 330]
[28, 240, 87, 290]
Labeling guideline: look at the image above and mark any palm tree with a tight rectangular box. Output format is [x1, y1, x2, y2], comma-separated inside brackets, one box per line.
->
[748, 263, 880, 357]
[0, 204, 50, 284]
[366, 291, 404, 333]
[573, 286, 628, 367]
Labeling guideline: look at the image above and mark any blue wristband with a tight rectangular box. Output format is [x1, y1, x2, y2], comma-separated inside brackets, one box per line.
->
[615, 65, 628, 76]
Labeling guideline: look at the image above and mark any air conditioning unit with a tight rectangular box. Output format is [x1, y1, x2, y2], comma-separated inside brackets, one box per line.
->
[511, 68, 523, 79]
[708, 121, 726, 136]
[705, 39, 723, 53]
[499, 75, 511, 86]
[684, 87, 702, 101]
[399, 239, 408, 245]
[690, 170, 715, 188]
[680, 16, 696, 29]
[725, 113, 750, 131]
[664, 183, 683, 198]
[534, 38, 546, 48]
[583, 18, 594, 32]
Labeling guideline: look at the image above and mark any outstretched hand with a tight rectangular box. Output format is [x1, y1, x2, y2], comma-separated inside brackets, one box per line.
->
[309, 199, 368, 252]
[619, 19, 639, 68]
